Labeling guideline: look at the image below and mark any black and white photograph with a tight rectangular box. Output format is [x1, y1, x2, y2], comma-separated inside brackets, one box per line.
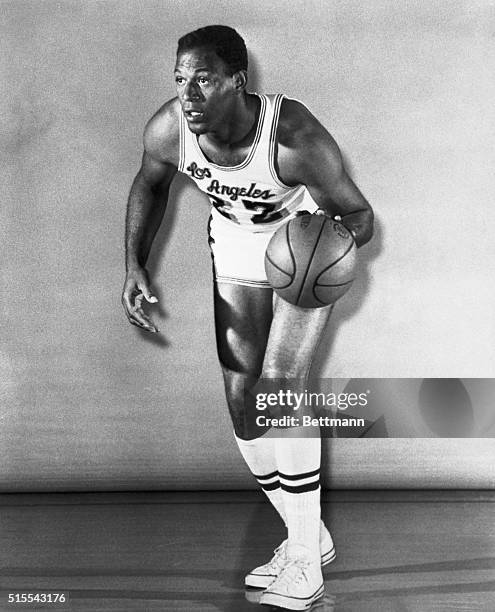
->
[1, 1, 495, 610]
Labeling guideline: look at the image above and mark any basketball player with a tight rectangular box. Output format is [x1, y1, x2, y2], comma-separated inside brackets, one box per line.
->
[122, 26, 373, 610]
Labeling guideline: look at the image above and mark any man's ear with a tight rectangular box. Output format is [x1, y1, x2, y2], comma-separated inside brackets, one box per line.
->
[233, 70, 248, 92]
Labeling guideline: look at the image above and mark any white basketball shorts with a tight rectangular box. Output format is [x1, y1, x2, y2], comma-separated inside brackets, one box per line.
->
[207, 195, 319, 288]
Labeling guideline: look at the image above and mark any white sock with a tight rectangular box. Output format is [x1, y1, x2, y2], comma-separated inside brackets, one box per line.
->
[275, 433, 322, 562]
[234, 432, 287, 526]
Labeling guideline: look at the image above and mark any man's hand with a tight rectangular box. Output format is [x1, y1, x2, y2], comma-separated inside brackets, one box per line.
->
[315, 209, 358, 244]
[121, 267, 159, 333]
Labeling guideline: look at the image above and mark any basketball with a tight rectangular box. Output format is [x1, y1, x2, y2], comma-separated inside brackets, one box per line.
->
[264, 214, 357, 308]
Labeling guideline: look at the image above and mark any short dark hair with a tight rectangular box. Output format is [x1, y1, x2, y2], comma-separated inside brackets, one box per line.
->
[177, 25, 248, 75]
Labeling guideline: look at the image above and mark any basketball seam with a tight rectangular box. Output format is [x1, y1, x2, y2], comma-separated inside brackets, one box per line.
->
[313, 279, 353, 303]
[265, 252, 293, 276]
[296, 217, 326, 306]
[316, 279, 354, 287]
[310, 290, 326, 306]
[265, 253, 294, 288]
[286, 220, 296, 278]
[314, 239, 355, 284]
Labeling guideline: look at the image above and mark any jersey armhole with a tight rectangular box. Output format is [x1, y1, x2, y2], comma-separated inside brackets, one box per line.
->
[178, 111, 186, 173]
[268, 94, 292, 189]
[269, 94, 314, 192]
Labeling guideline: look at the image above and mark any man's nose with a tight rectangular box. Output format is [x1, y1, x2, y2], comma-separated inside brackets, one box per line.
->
[184, 81, 201, 100]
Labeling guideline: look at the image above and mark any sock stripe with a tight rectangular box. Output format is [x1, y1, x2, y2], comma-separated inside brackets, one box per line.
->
[278, 468, 320, 482]
[280, 474, 319, 488]
[253, 469, 281, 492]
[259, 480, 281, 491]
[252, 469, 279, 482]
[281, 480, 320, 494]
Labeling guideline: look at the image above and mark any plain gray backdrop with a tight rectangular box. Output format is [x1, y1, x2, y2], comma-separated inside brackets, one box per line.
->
[2, 0, 495, 491]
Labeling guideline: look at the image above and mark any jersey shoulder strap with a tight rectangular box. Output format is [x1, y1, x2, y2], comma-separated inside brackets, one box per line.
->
[178, 108, 189, 174]
[249, 93, 287, 187]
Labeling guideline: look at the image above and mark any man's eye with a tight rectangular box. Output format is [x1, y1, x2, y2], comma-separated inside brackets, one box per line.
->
[198, 77, 209, 84]
[175, 77, 184, 85]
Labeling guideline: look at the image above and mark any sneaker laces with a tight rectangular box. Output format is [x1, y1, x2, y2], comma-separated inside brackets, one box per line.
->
[263, 541, 288, 572]
[272, 557, 311, 589]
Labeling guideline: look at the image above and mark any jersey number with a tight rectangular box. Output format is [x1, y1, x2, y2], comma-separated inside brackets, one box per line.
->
[208, 194, 284, 224]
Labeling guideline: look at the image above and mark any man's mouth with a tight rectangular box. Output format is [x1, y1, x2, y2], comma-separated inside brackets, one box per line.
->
[184, 110, 204, 120]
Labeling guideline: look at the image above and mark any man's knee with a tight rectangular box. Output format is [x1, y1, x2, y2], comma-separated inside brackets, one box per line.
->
[262, 364, 309, 380]
[221, 365, 268, 440]
[222, 364, 259, 401]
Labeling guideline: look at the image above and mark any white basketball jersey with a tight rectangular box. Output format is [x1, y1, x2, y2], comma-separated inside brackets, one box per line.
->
[178, 93, 316, 231]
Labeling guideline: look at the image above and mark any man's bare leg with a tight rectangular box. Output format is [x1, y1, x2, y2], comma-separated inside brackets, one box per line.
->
[214, 281, 334, 602]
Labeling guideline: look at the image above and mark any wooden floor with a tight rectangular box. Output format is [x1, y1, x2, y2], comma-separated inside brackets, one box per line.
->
[0, 490, 493, 611]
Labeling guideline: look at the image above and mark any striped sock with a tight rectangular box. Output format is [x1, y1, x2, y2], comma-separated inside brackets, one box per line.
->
[276, 435, 321, 561]
[234, 433, 287, 526]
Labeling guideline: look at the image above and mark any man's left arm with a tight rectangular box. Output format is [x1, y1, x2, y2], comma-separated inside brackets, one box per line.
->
[279, 102, 374, 247]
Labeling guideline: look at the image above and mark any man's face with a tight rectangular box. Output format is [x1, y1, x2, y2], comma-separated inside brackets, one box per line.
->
[174, 46, 237, 134]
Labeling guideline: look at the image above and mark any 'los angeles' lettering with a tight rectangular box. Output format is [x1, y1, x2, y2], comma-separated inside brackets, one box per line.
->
[186, 162, 211, 180]
[207, 179, 276, 202]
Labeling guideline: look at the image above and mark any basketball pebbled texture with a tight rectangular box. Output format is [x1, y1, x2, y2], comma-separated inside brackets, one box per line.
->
[264, 214, 357, 308]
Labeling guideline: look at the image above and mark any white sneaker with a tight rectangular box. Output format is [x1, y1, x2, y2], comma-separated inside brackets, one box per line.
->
[259, 552, 325, 610]
[245, 526, 335, 589]
[320, 526, 336, 567]
[245, 541, 287, 589]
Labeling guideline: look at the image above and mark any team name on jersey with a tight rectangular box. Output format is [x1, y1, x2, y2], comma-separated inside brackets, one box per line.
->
[206, 179, 276, 202]
[186, 162, 212, 180]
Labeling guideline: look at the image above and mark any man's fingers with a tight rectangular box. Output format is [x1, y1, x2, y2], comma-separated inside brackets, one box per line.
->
[122, 290, 158, 332]
[121, 290, 134, 313]
[131, 300, 158, 332]
[135, 281, 158, 304]
[142, 289, 158, 304]
[129, 317, 157, 332]
[130, 309, 158, 332]
[129, 318, 147, 330]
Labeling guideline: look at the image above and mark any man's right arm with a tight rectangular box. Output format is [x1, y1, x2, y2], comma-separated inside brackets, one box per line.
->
[122, 102, 180, 332]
